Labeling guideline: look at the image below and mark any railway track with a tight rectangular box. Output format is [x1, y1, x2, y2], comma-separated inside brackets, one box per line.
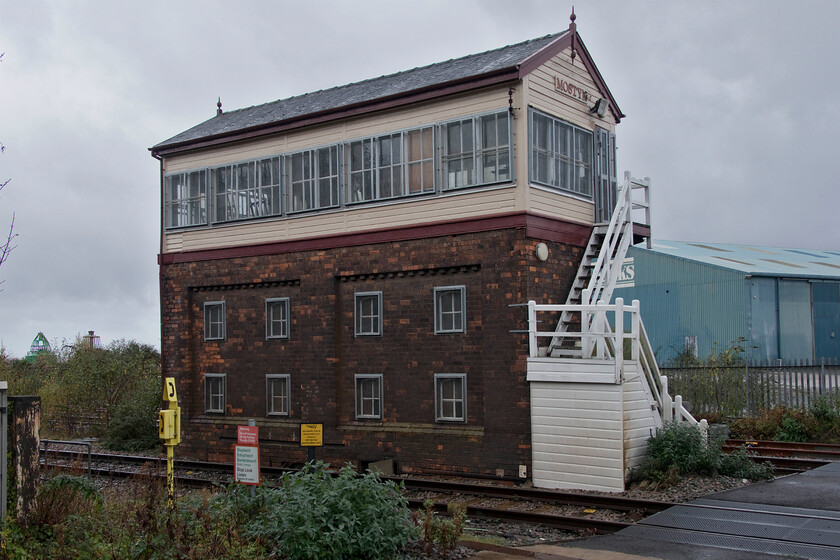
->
[40, 448, 667, 535]
[723, 438, 835, 474]
[39, 440, 837, 536]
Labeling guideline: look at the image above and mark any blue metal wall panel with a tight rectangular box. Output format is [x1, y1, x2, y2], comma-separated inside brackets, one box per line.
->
[615, 247, 748, 365]
[813, 282, 840, 361]
[749, 278, 779, 363]
[778, 280, 814, 361]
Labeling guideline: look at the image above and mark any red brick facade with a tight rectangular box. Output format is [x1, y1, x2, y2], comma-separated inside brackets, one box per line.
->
[161, 221, 584, 477]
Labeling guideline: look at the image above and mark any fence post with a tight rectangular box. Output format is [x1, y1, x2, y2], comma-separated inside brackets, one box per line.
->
[581, 289, 592, 358]
[614, 298, 624, 383]
[630, 300, 641, 361]
[745, 361, 751, 417]
[527, 301, 537, 358]
[820, 357, 826, 397]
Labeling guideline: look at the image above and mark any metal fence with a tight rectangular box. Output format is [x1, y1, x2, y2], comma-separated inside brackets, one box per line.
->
[662, 359, 840, 417]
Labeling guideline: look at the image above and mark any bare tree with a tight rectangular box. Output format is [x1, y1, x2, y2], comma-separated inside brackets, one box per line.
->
[0, 165, 14, 275]
[0, 52, 15, 282]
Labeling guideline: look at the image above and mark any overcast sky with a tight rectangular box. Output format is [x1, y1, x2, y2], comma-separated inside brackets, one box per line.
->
[1, 0, 838, 358]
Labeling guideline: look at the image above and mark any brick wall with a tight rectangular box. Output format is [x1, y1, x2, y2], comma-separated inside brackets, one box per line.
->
[160, 226, 583, 478]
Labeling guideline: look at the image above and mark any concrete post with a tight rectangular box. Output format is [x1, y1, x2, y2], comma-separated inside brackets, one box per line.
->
[9, 396, 41, 520]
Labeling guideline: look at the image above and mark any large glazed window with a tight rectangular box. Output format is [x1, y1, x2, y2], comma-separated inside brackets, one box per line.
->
[289, 146, 340, 212]
[348, 126, 435, 203]
[164, 170, 207, 227]
[530, 109, 593, 197]
[441, 111, 510, 190]
[213, 157, 281, 222]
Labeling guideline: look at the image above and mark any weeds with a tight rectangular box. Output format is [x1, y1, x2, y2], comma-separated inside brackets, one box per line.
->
[415, 499, 467, 558]
[4, 461, 418, 559]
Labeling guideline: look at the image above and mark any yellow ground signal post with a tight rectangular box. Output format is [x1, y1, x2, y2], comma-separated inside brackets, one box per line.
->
[159, 377, 181, 509]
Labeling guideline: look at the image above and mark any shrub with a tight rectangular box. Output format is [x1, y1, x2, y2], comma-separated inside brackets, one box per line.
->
[103, 374, 161, 451]
[776, 413, 810, 442]
[631, 422, 719, 483]
[718, 447, 773, 480]
[27, 474, 101, 528]
[235, 461, 417, 560]
[632, 422, 773, 485]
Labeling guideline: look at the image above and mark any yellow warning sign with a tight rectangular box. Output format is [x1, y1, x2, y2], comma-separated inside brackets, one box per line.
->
[300, 423, 323, 447]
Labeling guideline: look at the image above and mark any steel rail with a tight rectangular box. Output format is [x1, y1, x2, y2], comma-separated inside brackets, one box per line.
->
[389, 476, 673, 514]
[44, 459, 635, 536]
[40, 449, 674, 514]
[409, 498, 632, 534]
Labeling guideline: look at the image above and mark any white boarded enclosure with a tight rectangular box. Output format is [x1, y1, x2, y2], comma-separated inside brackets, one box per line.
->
[529, 359, 659, 492]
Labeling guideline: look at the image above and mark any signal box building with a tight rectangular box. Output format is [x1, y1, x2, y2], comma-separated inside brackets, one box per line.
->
[151, 16, 691, 491]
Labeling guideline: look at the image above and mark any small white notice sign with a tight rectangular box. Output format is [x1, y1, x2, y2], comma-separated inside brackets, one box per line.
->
[234, 445, 260, 485]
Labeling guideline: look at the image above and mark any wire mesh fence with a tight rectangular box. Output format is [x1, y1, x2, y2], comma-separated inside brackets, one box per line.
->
[662, 358, 840, 417]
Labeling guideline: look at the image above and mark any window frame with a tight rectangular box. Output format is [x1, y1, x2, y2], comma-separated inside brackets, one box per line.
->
[346, 125, 436, 204]
[211, 157, 283, 223]
[529, 108, 594, 197]
[354, 374, 383, 420]
[163, 169, 208, 228]
[440, 110, 511, 190]
[434, 373, 467, 423]
[266, 374, 291, 416]
[287, 145, 341, 213]
[434, 286, 466, 334]
[354, 291, 383, 337]
[204, 301, 226, 341]
[204, 373, 226, 414]
[265, 297, 290, 340]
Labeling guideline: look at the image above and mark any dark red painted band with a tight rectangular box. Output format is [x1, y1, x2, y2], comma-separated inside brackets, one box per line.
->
[158, 212, 592, 265]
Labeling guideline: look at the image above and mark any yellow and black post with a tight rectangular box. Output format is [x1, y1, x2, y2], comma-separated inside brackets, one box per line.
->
[159, 377, 181, 509]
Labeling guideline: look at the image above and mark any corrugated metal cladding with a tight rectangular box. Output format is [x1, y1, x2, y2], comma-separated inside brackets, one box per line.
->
[615, 246, 748, 365]
[615, 242, 840, 365]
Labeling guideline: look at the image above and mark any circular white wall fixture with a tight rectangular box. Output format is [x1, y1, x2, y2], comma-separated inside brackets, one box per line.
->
[535, 242, 549, 262]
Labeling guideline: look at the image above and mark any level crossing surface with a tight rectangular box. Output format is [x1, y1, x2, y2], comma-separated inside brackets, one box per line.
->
[470, 460, 840, 559]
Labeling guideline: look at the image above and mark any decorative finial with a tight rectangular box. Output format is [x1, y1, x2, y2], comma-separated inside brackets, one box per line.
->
[216, 97, 223, 116]
[569, 7, 578, 65]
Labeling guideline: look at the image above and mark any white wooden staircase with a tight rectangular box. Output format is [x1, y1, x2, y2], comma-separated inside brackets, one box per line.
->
[549, 172, 649, 358]
[525, 172, 706, 492]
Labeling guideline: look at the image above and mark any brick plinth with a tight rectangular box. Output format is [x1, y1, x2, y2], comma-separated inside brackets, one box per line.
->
[161, 226, 583, 477]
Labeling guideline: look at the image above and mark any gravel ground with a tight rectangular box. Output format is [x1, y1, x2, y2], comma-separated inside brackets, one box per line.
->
[400, 474, 757, 559]
[43, 444, 757, 559]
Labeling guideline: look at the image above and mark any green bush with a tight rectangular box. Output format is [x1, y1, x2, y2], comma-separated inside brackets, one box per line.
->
[776, 413, 810, 442]
[632, 422, 773, 485]
[730, 401, 840, 444]
[103, 374, 161, 451]
[718, 447, 773, 480]
[235, 461, 417, 560]
[632, 422, 719, 483]
[4, 462, 418, 559]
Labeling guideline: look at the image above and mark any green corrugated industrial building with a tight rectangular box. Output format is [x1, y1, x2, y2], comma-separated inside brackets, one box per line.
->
[613, 241, 840, 365]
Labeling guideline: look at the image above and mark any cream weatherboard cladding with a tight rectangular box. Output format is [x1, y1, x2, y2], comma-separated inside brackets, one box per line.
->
[161, 44, 618, 255]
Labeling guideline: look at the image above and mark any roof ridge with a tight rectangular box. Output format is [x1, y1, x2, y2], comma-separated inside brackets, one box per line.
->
[219, 32, 564, 118]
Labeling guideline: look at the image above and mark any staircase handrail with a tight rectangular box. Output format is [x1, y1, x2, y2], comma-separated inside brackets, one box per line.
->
[637, 318, 665, 412]
[584, 175, 633, 307]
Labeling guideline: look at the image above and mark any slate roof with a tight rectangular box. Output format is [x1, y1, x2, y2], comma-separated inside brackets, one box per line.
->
[634, 240, 840, 280]
[152, 31, 572, 154]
